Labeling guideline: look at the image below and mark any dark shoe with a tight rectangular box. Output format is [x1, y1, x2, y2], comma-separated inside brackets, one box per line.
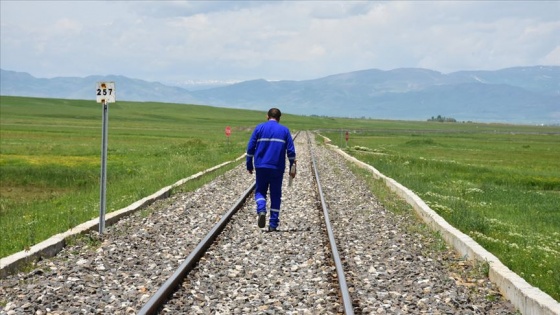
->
[258, 212, 266, 228]
[267, 226, 277, 232]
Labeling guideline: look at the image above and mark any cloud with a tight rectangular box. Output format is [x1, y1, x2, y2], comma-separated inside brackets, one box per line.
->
[542, 45, 560, 65]
[130, 1, 274, 18]
[1, 0, 558, 83]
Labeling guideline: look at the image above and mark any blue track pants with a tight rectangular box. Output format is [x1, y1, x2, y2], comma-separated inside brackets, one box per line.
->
[255, 168, 284, 228]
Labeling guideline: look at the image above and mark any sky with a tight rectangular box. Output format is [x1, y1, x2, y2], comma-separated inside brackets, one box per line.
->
[1, 1, 559, 86]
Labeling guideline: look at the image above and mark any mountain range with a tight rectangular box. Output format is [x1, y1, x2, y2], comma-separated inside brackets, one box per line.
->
[1, 66, 559, 124]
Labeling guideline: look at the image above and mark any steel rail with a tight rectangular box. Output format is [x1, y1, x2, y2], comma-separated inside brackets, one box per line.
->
[138, 183, 255, 315]
[307, 132, 355, 315]
[293, 130, 300, 140]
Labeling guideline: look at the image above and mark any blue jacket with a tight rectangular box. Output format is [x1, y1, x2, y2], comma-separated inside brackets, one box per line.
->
[246, 119, 296, 172]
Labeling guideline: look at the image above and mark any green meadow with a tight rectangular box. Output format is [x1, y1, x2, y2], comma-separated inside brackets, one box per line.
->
[1, 95, 558, 301]
[0, 96, 254, 256]
[323, 125, 560, 301]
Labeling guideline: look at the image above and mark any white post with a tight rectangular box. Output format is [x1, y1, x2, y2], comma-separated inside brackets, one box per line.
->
[96, 81, 115, 235]
[99, 100, 108, 234]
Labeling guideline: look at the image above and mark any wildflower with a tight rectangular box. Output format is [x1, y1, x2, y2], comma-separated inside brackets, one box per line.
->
[466, 188, 484, 194]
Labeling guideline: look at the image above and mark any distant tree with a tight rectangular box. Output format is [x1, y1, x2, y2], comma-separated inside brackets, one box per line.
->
[428, 115, 456, 122]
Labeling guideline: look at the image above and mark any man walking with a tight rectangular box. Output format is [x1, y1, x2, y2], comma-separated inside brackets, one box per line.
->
[246, 108, 296, 232]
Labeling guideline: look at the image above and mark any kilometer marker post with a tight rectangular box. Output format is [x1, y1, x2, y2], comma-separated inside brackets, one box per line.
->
[96, 82, 116, 235]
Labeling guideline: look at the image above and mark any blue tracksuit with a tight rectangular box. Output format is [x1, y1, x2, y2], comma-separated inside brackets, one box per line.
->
[246, 119, 296, 228]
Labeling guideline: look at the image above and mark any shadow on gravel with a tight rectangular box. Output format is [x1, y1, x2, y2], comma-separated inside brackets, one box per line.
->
[262, 227, 311, 233]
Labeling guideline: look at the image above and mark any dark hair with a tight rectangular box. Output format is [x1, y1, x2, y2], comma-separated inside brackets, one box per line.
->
[268, 108, 281, 120]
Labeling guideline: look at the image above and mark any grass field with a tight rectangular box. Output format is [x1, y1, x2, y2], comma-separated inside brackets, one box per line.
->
[1, 95, 558, 301]
[0, 96, 261, 256]
[322, 125, 560, 301]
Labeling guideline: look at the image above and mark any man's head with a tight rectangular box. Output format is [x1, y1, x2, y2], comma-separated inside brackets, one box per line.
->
[267, 108, 281, 121]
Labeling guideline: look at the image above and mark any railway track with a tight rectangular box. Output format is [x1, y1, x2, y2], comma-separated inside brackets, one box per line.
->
[1, 131, 517, 314]
[138, 131, 355, 314]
